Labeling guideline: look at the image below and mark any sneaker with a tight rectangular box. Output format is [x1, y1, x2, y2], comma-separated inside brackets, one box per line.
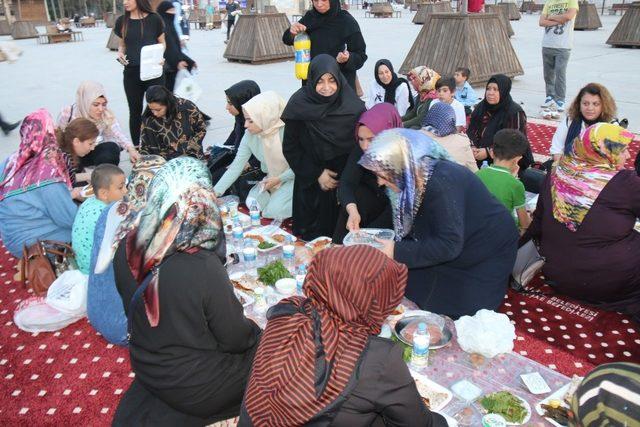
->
[555, 100, 566, 112]
[541, 96, 555, 109]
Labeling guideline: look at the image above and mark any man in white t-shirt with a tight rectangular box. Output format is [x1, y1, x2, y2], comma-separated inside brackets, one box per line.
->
[429, 76, 466, 132]
[539, 0, 579, 113]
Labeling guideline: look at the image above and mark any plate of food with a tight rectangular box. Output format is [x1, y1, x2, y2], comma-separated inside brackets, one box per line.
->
[229, 271, 259, 292]
[479, 391, 531, 425]
[305, 236, 332, 255]
[343, 228, 395, 248]
[393, 311, 453, 349]
[410, 371, 453, 412]
[81, 184, 94, 198]
[535, 376, 582, 427]
[244, 234, 281, 252]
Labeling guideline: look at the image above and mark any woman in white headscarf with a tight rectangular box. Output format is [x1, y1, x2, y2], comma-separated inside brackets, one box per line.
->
[58, 81, 141, 166]
[213, 91, 294, 220]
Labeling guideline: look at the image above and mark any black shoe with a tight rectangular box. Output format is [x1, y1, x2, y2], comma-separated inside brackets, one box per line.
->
[2, 121, 20, 136]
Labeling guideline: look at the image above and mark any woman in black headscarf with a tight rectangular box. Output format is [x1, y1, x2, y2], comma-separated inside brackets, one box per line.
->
[467, 74, 534, 175]
[282, 54, 365, 240]
[365, 59, 414, 116]
[282, 0, 367, 90]
[208, 80, 261, 186]
[156, 1, 196, 92]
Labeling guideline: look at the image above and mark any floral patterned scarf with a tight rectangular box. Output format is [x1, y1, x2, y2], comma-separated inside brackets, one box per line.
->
[0, 109, 71, 201]
[125, 157, 221, 327]
[359, 128, 452, 240]
[551, 123, 634, 232]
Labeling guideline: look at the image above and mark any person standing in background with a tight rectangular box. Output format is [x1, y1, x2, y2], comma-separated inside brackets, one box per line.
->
[539, 0, 579, 113]
[225, 0, 240, 43]
[115, 0, 166, 147]
[282, 0, 367, 90]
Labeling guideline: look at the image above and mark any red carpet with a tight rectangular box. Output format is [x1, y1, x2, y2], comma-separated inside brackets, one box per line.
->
[1, 122, 638, 425]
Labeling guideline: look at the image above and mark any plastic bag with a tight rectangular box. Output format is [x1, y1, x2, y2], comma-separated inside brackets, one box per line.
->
[454, 309, 516, 358]
[45, 269, 88, 317]
[174, 69, 203, 103]
[14, 297, 83, 333]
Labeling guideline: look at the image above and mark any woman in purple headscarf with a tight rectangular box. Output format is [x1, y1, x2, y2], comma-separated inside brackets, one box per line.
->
[333, 103, 401, 243]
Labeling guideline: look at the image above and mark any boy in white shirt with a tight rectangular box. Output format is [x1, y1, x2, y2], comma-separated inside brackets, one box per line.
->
[428, 76, 467, 132]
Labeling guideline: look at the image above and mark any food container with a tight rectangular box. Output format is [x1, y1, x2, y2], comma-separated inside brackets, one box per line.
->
[234, 289, 255, 309]
[482, 414, 507, 427]
[275, 278, 296, 296]
[343, 228, 395, 248]
[393, 310, 451, 349]
[305, 236, 332, 254]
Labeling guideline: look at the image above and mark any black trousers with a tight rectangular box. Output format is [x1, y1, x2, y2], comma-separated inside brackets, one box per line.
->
[80, 141, 121, 167]
[226, 18, 235, 39]
[165, 70, 177, 92]
[332, 184, 392, 244]
[123, 67, 165, 146]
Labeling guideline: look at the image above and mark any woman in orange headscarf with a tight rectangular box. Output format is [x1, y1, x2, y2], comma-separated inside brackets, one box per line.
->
[240, 245, 448, 426]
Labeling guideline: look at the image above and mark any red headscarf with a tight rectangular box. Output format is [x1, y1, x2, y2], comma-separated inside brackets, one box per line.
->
[0, 109, 71, 201]
[244, 245, 408, 426]
[355, 102, 403, 141]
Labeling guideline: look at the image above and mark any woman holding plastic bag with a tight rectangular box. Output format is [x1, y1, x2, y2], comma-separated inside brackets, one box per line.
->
[157, 1, 196, 92]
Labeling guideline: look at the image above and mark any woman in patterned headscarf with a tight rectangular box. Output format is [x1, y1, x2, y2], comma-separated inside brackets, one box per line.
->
[240, 245, 448, 426]
[422, 102, 478, 172]
[524, 123, 640, 321]
[113, 157, 260, 424]
[359, 128, 519, 318]
[402, 66, 440, 129]
[0, 109, 79, 257]
[87, 155, 166, 346]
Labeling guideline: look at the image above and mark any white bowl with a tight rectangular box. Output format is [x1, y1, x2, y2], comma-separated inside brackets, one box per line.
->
[275, 278, 296, 296]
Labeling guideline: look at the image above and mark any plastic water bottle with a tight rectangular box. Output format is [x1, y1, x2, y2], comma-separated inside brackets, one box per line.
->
[295, 263, 307, 294]
[249, 201, 261, 227]
[481, 160, 489, 170]
[282, 236, 295, 273]
[242, 239, 258, 277]
[231, 219, 244, 254]
[411, 322, 430, 367]
[294, 32, 311, 80]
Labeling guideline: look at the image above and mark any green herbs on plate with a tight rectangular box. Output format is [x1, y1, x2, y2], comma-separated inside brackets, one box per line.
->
[480, 391, 528, 424]
[258, 241, 277, 250]
[257, 260, 293, 286]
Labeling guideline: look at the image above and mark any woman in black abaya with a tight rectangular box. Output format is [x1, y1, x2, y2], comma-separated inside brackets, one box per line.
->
[282, 0, 367, 90]
[156, 1, 196, 92]
[282, 54, 365, 240]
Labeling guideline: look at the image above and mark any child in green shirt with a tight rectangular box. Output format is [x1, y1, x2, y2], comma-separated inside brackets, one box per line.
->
[72, 164, 126, 274]
[476, 129, 531, 233]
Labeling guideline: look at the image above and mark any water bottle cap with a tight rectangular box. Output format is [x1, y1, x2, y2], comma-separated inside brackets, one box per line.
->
[418, 322, 427, 332]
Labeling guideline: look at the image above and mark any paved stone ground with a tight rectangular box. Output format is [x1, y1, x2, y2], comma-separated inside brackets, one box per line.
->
[1, 8, 638, 171]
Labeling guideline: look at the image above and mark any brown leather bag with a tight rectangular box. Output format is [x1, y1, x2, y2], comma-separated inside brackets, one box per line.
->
[21, 240, 75, 296]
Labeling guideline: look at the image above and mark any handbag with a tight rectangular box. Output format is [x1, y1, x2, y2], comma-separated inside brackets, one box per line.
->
[21, 240, 75, 296]
[511, 239, 545, 292]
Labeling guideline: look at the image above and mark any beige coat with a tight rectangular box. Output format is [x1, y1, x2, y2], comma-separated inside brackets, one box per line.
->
[422, 130, 478, 173]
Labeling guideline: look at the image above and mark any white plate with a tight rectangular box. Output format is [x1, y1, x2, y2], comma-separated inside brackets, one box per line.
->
[250, 225, 297, 243]
[244, 233, 281, 253]
[535, 383, 571, 427]
[305, 236, 332, 252]
[479, 392, 532, 425]
[409, 371, 453, 412]
[80, 184, 94, 198]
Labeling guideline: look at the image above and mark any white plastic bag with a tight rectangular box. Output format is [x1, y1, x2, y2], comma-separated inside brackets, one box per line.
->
[454, 309, 516, 358]
[45, 270, 88, 317]
[174, 69, 203, 103]
[140, 43, 165, 81]
[14, 297, 83, 333]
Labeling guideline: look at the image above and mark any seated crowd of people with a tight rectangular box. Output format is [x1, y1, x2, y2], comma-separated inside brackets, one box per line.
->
[0, 44, 639, 427]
